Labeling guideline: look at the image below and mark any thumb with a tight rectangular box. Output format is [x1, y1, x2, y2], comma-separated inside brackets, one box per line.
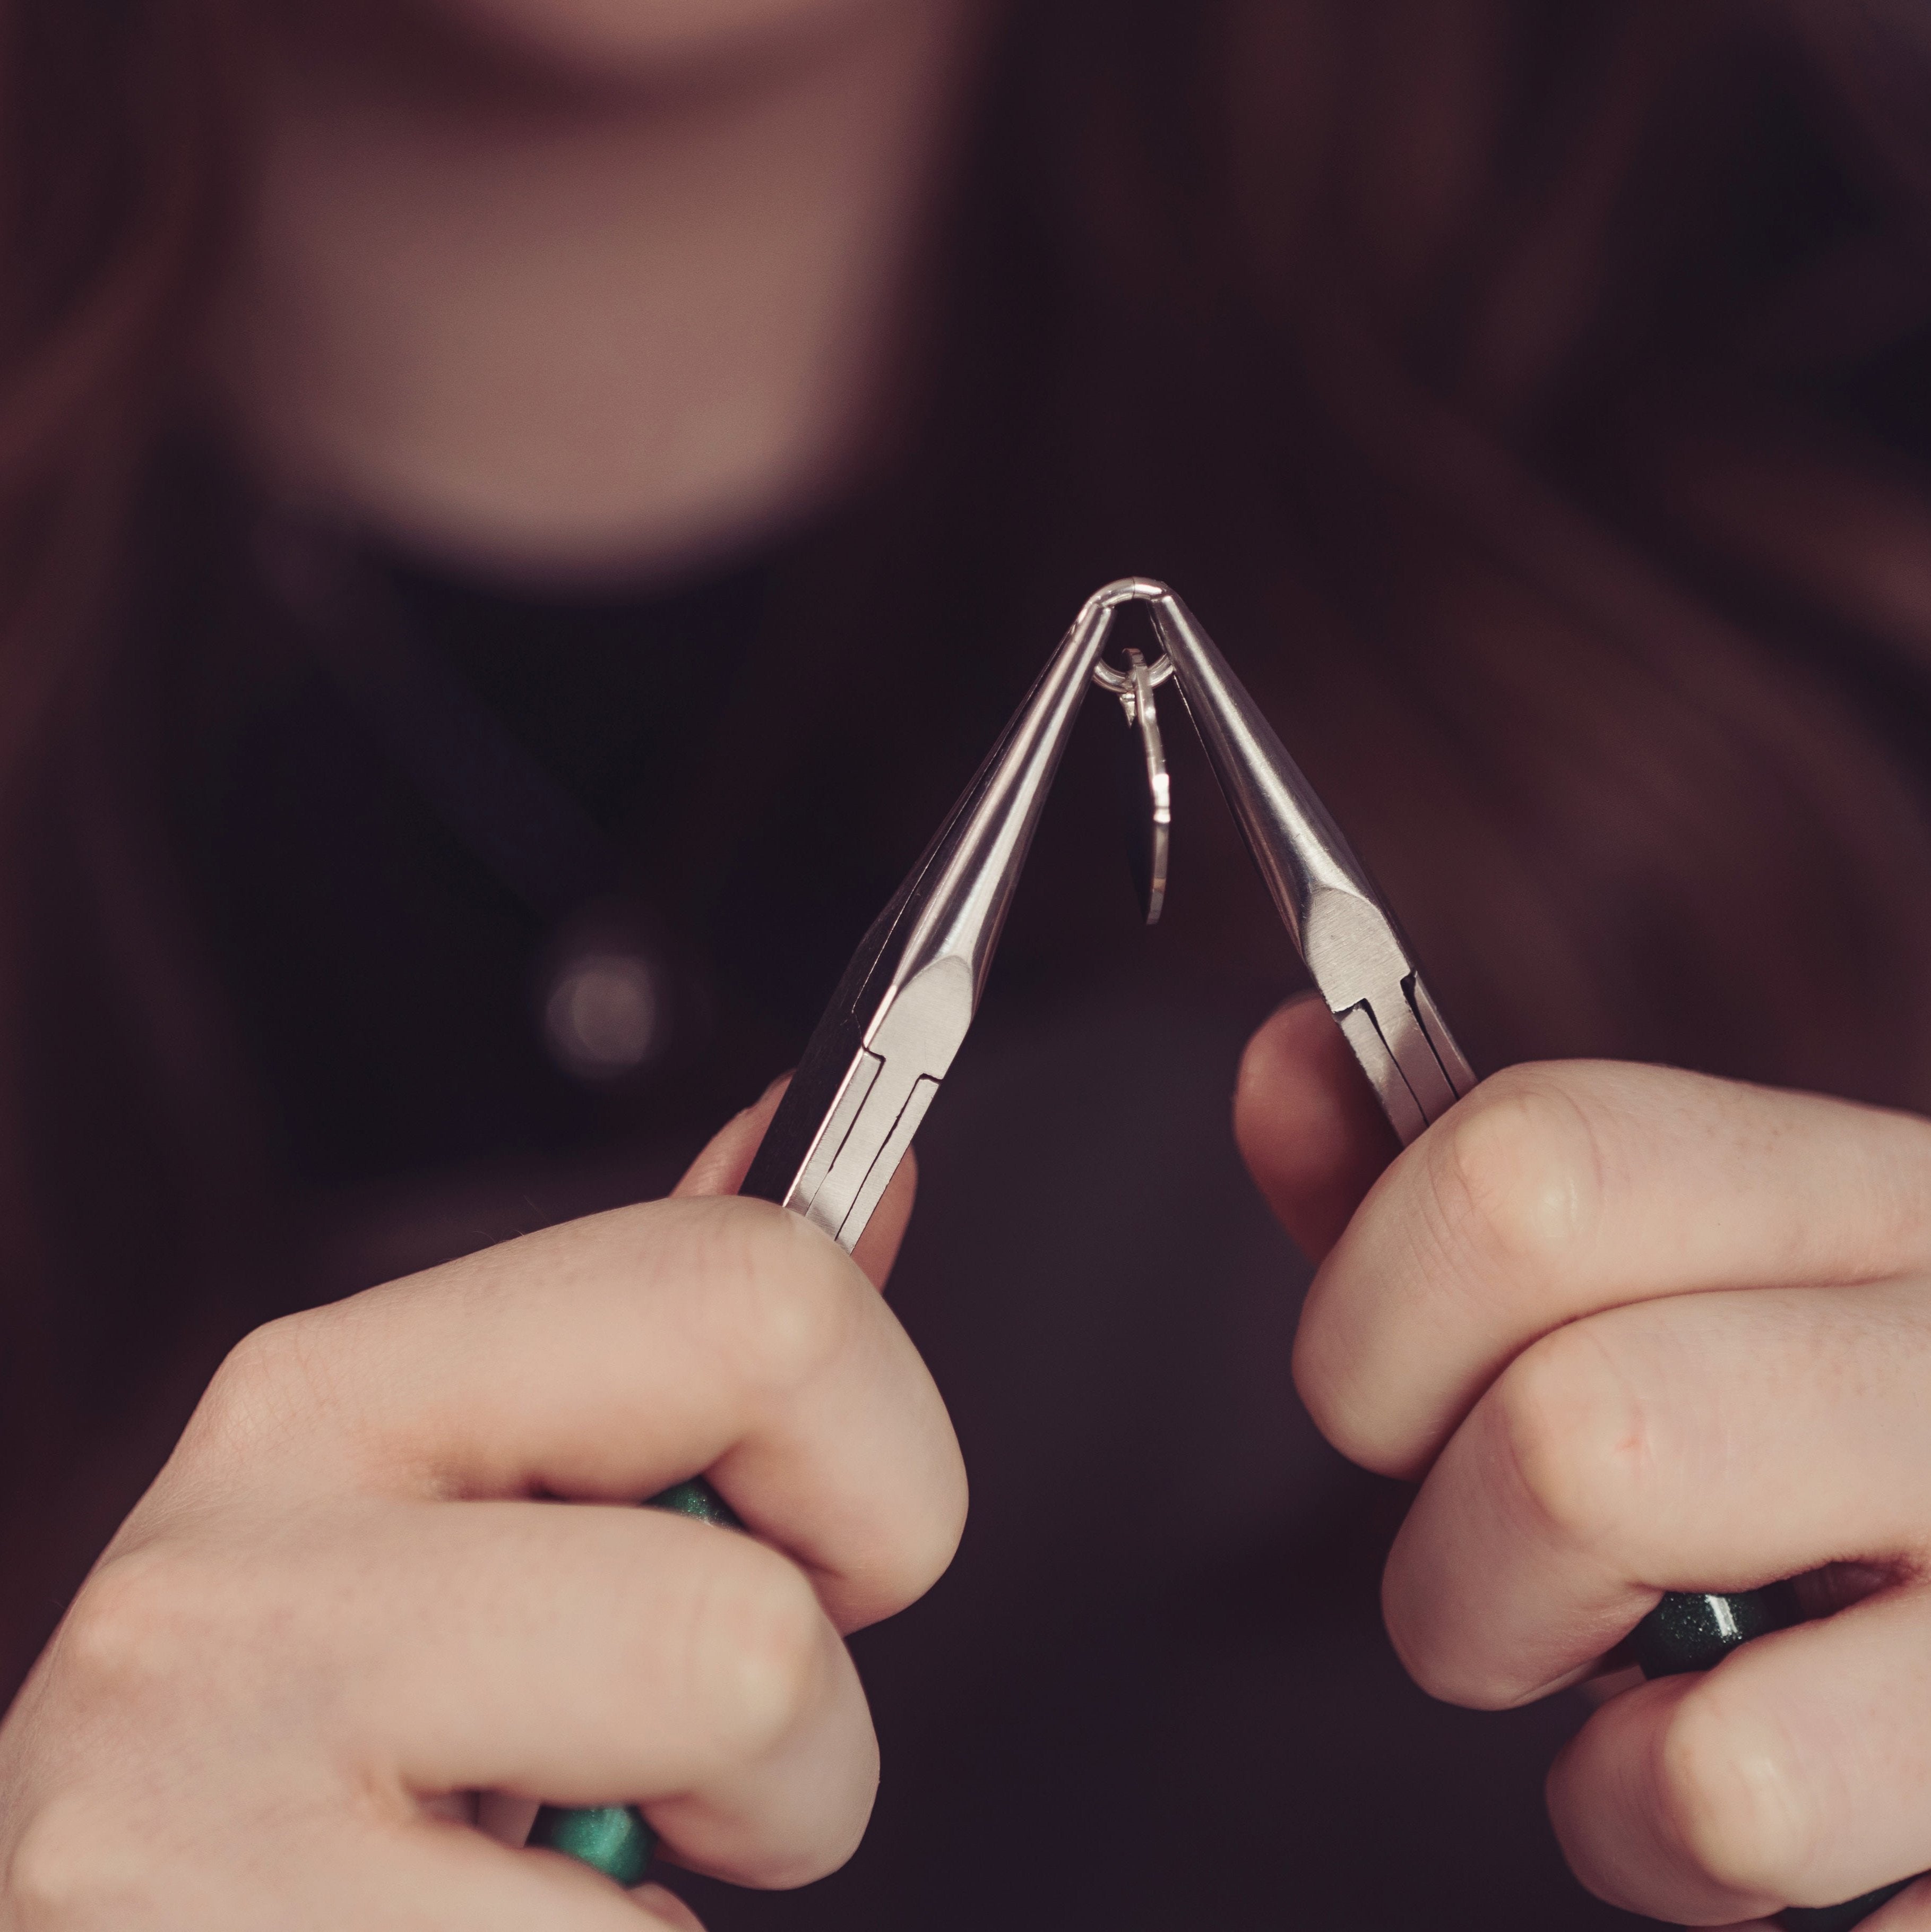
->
[674, 1076, 918, 1291]
[1234, 993, 1401, 1263]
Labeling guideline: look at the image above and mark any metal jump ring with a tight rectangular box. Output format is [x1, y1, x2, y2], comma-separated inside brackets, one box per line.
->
[1090, 651, 1175, 694]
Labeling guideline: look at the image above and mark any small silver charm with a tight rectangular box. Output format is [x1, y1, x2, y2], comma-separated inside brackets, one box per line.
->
[1093, 646, 1173, 923]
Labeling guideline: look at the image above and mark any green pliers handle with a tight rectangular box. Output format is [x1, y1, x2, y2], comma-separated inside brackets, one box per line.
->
[1633, 1592, 1919, 1930]
[525, 1477, 741, 1887]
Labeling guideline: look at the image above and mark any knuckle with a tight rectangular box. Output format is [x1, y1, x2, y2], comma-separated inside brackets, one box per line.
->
[680, 1543, 833, 1765]
[686, 1201, 861, 1402]
[54, 1550, 203, 1706]
[827, 1457, 969, 1631]
[184, 1313, 333, 1463]
[8, 1795, 123, 1925]
[1426, 1069, 1604, 1290]
[1482, 1323, 1650, 1553]
[1654, 1679, 1814, 1895]
[891, 1459, 970, 1608]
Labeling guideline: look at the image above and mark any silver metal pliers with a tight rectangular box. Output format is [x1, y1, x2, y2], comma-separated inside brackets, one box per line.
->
[740, 575, 1475, 1231]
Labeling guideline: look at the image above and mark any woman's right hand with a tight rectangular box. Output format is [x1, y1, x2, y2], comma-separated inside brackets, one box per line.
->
[0, 1094, 963, 1930]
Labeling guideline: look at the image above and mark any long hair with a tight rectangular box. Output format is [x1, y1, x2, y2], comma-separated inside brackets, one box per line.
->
[0, 0, 252, 1680]
[6, 0, 1931, 1680]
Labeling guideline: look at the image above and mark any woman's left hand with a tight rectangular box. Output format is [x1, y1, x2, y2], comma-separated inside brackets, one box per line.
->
[1236, 994, 1931, 1928]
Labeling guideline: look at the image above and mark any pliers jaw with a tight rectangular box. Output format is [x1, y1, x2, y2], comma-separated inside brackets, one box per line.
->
[1145, 586, 1473, 1144]
[742, 587, 1126, 1241]
[743, 575, 1475, 1247]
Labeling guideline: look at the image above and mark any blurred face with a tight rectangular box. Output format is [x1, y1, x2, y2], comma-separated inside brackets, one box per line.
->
[231, 0, 981, 576]
[414, 0, 919, 84]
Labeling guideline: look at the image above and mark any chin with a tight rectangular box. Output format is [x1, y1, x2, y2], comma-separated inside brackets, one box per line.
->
[424, 0, 909, 81]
